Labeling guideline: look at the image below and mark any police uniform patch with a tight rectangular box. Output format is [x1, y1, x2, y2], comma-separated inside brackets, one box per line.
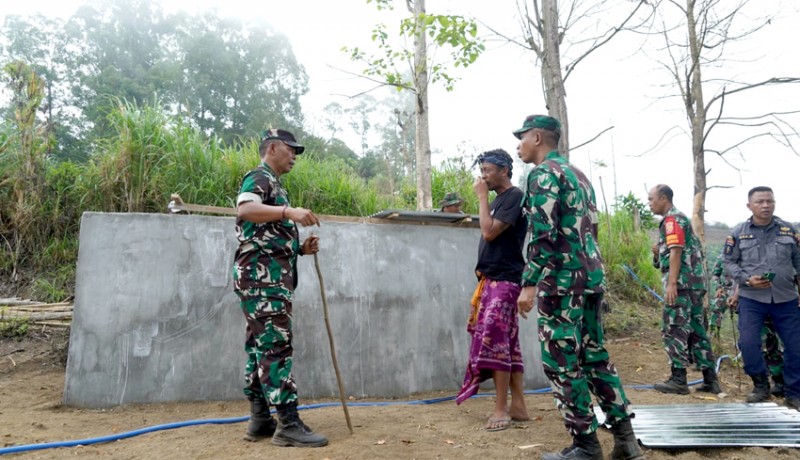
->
[795, 232, 800, 245]
[724, 235, 735, 255]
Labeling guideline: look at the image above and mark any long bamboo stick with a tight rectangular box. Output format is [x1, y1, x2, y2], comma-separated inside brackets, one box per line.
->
[313, 252, 353, 435]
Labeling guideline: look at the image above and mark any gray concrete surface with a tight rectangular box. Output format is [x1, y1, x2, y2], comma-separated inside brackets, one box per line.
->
[64, 212, 548, 408]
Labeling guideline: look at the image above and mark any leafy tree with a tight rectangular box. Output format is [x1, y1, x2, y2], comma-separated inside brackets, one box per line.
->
[0, 14, 85, 160]
[344, 0, 485, 210]
[613, 192, 656, 230]
[174, 13, 308, 143]
[0, 0, 310, 152]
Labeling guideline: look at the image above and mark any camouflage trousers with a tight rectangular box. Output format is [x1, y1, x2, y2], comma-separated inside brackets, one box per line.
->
[538, 293, 634, 436]
[709, 294, 729, 333]
[236, 287, 297, 406]
[662, 290, 716, 370]
[759, 318, 784, 378]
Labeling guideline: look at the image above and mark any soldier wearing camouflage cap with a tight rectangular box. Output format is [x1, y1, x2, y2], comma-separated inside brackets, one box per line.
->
[514, 115, 641, 460]
[439, 192, 464, 213]
[232, 128, 328, 448]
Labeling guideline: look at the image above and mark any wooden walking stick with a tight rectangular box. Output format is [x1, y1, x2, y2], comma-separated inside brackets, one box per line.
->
[729, 296, 742, 391]
[313, 251, 354, 434]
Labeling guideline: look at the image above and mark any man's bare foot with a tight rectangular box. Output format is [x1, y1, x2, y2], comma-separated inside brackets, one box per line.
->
[508, 405, 530, 422]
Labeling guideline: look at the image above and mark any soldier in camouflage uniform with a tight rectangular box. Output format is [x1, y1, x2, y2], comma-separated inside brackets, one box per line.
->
[233, 129, 328, 448]
[647, 184, 721, 396]
[515, 115, 641, 460]
[709, 255, 732, 338]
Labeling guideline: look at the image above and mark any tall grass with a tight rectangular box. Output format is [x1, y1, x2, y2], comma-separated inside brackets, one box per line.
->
[0, 100, 417, 296]
[599, 210, 663, 333]
[2, 98, 666, 328]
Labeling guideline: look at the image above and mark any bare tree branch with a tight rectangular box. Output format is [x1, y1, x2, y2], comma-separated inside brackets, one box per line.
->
[705, 77, 800, 111]
[564, 0, 652, 82]
[635, 124, 689, 157]
[571, 125, 614, 152]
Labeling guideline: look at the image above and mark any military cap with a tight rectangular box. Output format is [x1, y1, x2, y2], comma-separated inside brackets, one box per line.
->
[260, 128, 305, 154]
[439, 192, 463, 207]
[512, 115, 562, 139]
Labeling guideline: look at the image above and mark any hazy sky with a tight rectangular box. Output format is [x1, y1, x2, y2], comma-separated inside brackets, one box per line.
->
[4, 0, 800, 225]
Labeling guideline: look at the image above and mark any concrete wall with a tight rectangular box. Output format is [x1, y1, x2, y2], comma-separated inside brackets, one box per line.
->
[64, 213, 547, 408]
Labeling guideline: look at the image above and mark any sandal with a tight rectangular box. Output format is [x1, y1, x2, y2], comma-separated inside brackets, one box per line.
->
[485, 416, 511, 432]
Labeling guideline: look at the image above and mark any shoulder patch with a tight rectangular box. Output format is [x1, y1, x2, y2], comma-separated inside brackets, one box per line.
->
[724, 235, 735, 255]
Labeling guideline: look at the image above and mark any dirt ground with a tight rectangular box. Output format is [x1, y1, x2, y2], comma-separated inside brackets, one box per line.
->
[2, 326, 800, 460]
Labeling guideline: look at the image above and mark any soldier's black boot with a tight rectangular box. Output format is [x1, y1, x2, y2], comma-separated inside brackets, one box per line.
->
[653, 367, 689, 395]
[771, 374, 785, 398]
[541, 432, 603, 460]
[696, 367, 722, 394]
[746, 373, 771, 403]
[243, 397, 277, 442]
[272, 401, 329, 448]
[609, 418, 644, 460]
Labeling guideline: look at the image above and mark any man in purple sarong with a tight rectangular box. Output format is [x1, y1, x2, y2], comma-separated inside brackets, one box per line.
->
[456, 149, 529, 431]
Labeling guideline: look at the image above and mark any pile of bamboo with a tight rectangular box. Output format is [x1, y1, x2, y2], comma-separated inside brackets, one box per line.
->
[0, 298, 73, 328]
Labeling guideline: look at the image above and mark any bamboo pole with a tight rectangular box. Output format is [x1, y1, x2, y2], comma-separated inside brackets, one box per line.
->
[313, 252, 353, 435]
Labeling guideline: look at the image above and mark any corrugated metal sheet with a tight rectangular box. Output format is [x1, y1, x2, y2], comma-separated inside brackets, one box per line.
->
[596, 403, 800, 448]
[368, 209, 479, 226]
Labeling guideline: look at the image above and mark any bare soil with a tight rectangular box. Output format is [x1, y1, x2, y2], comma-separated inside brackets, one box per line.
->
[1, 326, 799, 460]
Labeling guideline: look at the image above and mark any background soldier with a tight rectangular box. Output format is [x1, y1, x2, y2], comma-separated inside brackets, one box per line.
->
[709, 255, 732, 339]
[647, 184, 721, 396]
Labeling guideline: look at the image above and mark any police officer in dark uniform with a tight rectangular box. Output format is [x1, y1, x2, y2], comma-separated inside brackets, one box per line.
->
[724, 186, 800, 409]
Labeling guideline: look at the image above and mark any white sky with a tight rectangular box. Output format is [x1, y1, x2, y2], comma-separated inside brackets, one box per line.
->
[4, 0, 800, 226]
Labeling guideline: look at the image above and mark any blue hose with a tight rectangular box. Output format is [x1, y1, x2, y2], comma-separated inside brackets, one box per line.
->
[0, 355, 732, 456]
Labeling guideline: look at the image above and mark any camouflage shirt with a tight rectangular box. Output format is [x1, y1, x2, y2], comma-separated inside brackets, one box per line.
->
[522, 151, 605, 296]
[711, 255, 732, 290]
[233, 162, 300, 300]
[656, 207, 706, 291]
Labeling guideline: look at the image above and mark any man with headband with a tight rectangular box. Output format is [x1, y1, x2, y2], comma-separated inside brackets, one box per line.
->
[456, 148, 529, 432]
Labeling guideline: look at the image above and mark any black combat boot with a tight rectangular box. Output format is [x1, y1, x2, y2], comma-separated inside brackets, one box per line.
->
[541, 432, 603, 460]
[785, 395, 800, 411]
[695, 367, 722, 394]
[609, 418, 644, 460]
[653, 367, 689, 395]
[272, 401, 329, 447]
[771, 374, 785, 398]
[244, 397, 277, 442]
[746, 373, 771, 403]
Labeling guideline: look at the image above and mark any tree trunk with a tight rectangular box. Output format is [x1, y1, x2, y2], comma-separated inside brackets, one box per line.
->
[412, 0, 433, 211]
[540, 0, 570, 156]
[686, 0, 706, 243]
